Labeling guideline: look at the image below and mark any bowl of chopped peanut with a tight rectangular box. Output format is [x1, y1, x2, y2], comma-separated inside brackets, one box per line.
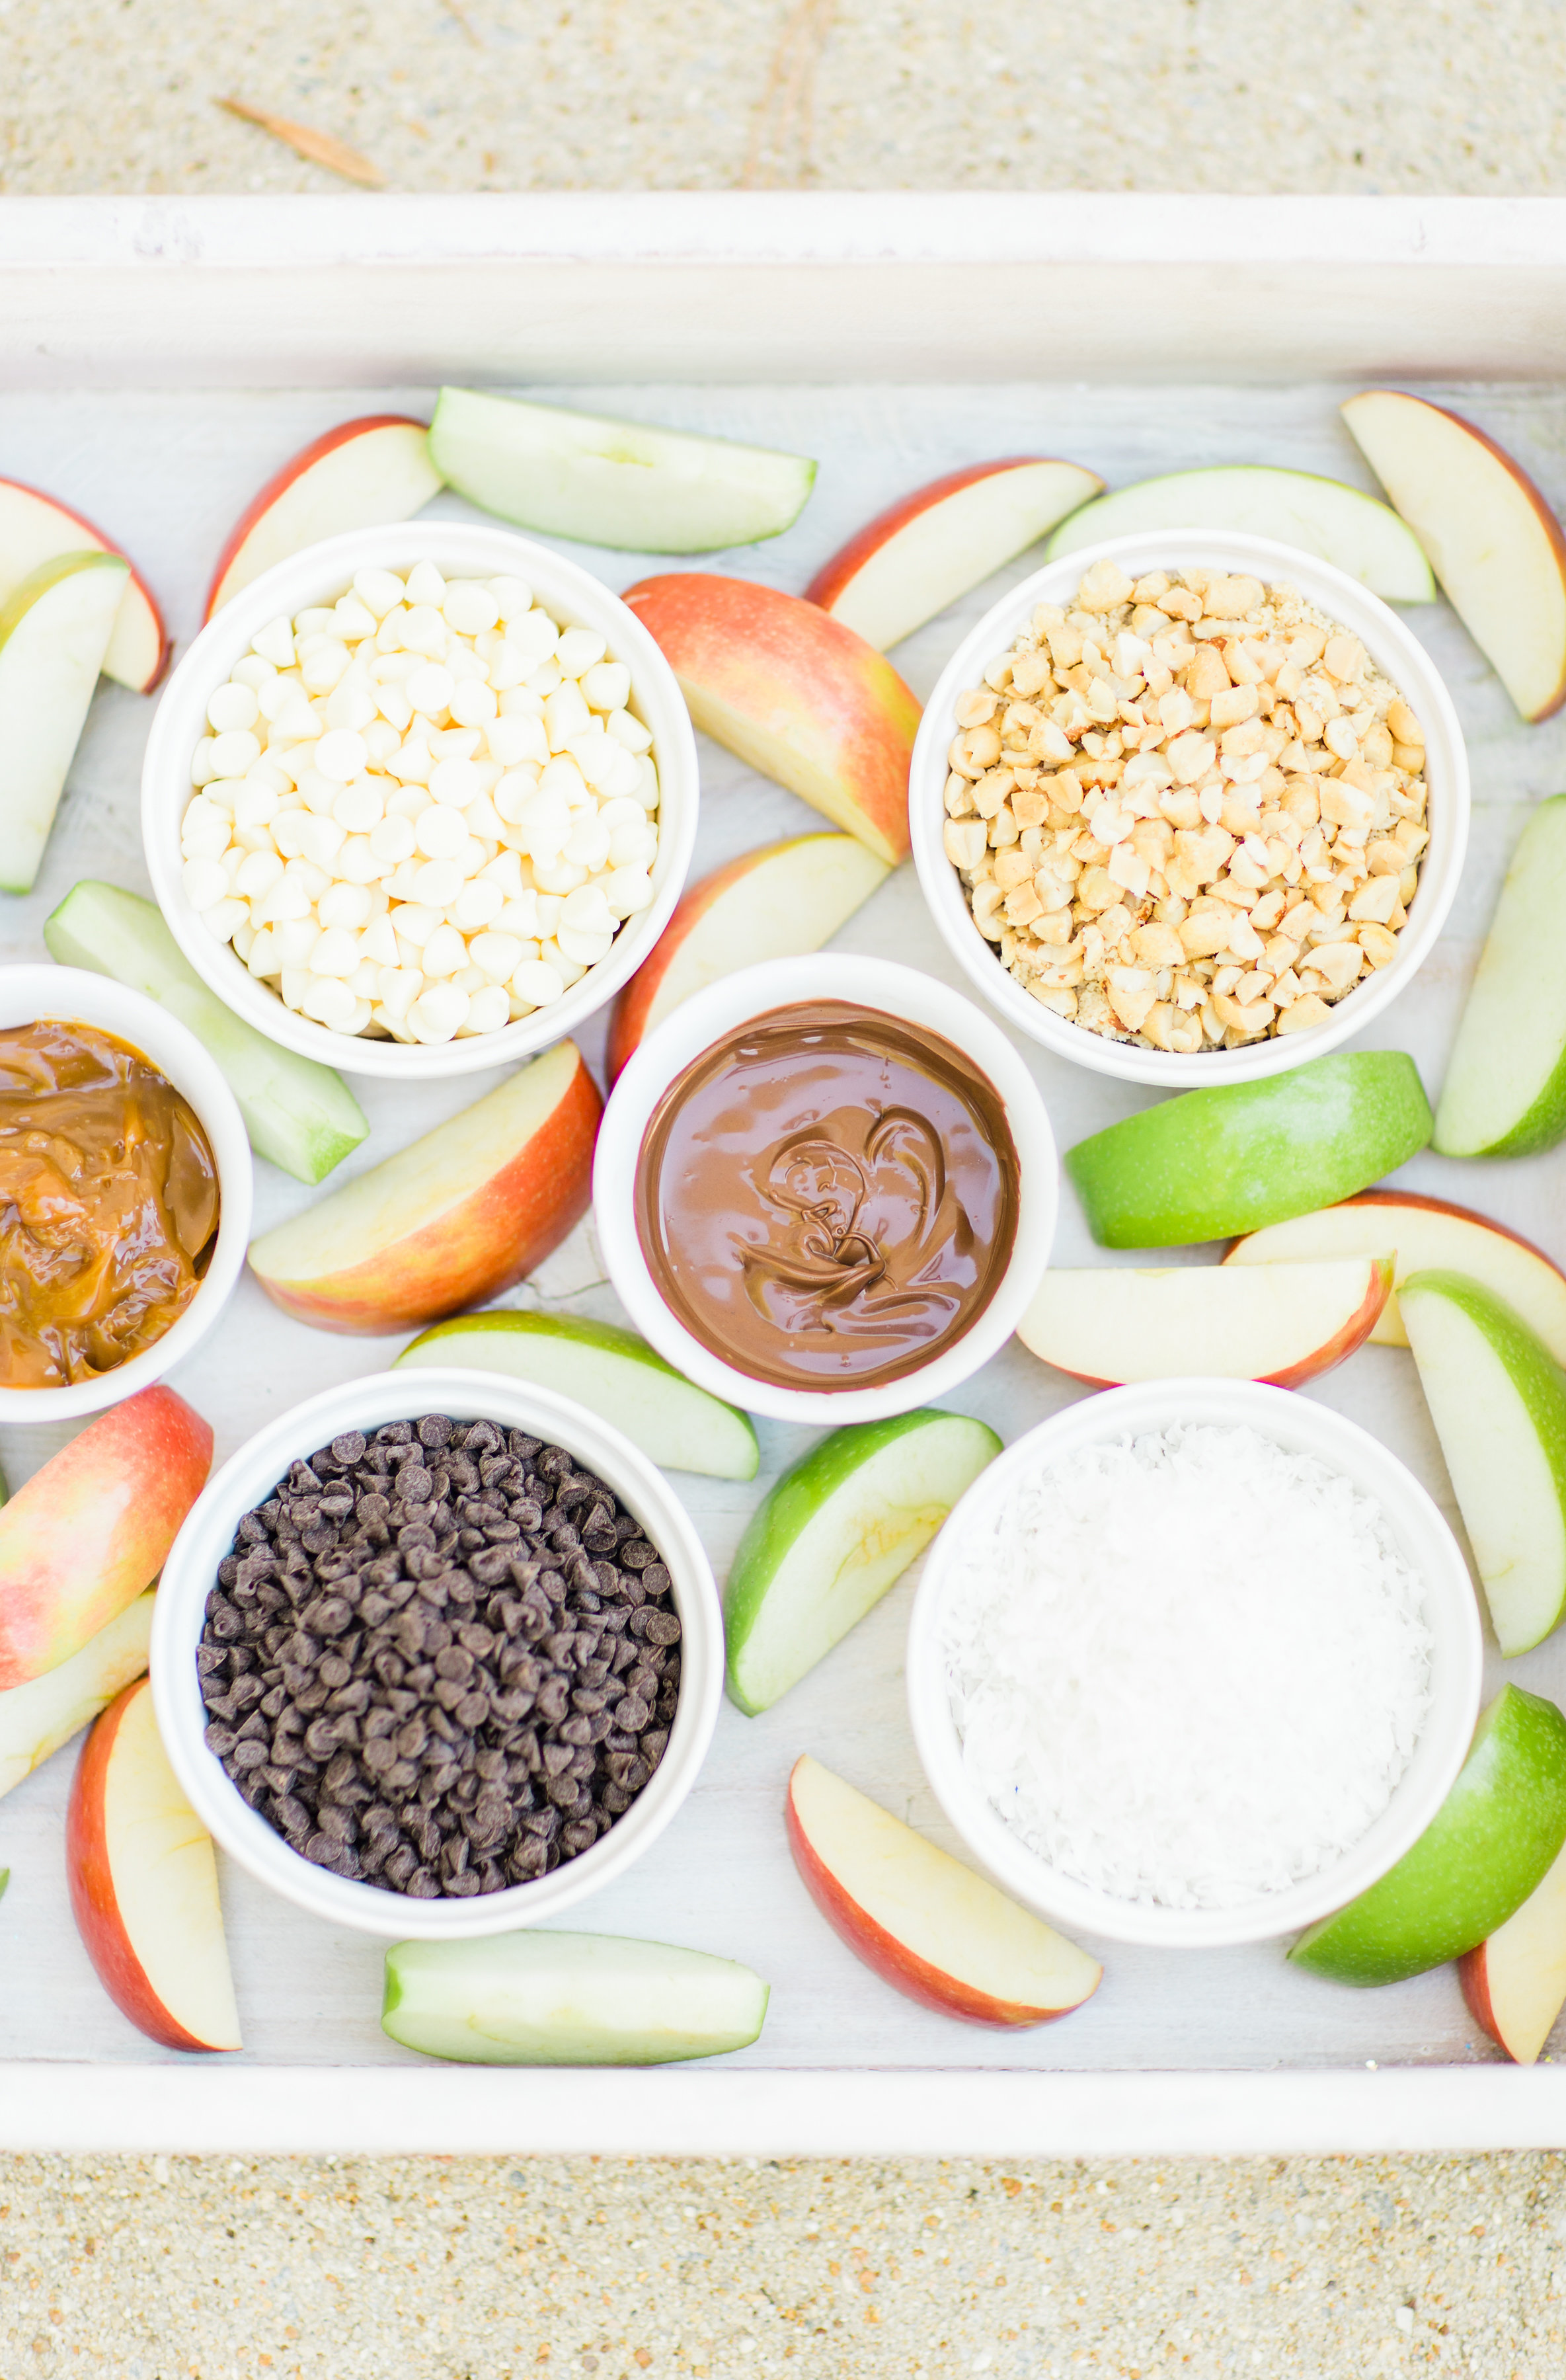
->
[910, 532, 1468, 1084]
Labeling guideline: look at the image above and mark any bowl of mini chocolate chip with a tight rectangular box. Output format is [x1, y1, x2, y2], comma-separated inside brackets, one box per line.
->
[149, 1368, 722, 1938]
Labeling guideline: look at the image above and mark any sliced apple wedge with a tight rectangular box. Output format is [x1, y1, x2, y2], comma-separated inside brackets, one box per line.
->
[0, 549, 130, 893]
[787, 1755, 1101, 2026]
[1224, 1189, 1566, 1360]
[66, 1678, 241, 2052]
[395, 1310, 759, 1480]
[0, 1591, 154, 1804]
[1044, 464, 1436, 600]
[1019, 1255, 1391, 1390]
[382, 1930, 768, 2065]
[805, 457, 1103, 651]
[606, 832, 889, 1081]
[1460, 1836, 1566, 2065]
[204, 415, 442, 617]
[0, 475, 168, 692]
[1434, 795, 1566, 1158]
[1342, 390, 1566, 721]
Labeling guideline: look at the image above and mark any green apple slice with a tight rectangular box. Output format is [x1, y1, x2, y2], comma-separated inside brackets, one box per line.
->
[1044, 465, 1436, 601]
[1399, 1271, 1566, 1656]
[0, 550, 129, 893]
[0, 1589, 153, 1804]
[381, 1930, 769, 2065]
[1065, 1050, 1432, 1250]
[1290, 1686, 1566, 1987]
[44, 880, 368, 1185]
[1434, 797, 1566, 1158]
[395, 1309, 758, 1481]
[429, 387, 816, 553]
[725, 1409, 1001, 1716]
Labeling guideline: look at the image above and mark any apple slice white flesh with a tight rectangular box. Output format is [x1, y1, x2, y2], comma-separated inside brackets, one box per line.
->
[1400, 1270, 1566, 1657]
[1460, 1835, 1566, 2065]
[0, 551, 129, 894]
[1018, 1255, 1391, 1390]
[724, 1410, 1000, 1716]
[205, 415, 442, 616]
[381, 1930, 769, 2065]
[787, 1755, 1101, 2026]
[395, 1310, 759, 1480]
[429, 386, 816, 553]
[0, 475, 169, 692]
[1433, 795, 1566, 1159]
[1046, 463, 1436, 601]
[1343, 390, 1566, 720]
[0, 1591, 153, 1804]
[46, 879, 368, 1185]
[1225, 1190, 1566, 1359]
[804, 457, 1103, 650]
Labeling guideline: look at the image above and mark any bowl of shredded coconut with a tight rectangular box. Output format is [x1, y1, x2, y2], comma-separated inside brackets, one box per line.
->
[907, 1378, 1482, 1949]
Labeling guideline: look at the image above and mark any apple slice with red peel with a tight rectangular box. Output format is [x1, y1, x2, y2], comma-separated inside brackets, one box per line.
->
[1224, 1191, 1566, 1363]
[248, 1037, 602, 1333]
[1018, 1255, 1391, 1390]
[1342, 391, 1566, 721]
[804, 457, 1103, 651]
[1460, 1837, 1566, 2065]
[622, 575, 919, 865]
[786, 1755, 1102, 2028]
[0, 476, 169, 692]
[0, 1591, 154, 1804]
[204, 415, 442, 618]
[606, 832, 888, 1082]
[67, 1678, 241, 2053]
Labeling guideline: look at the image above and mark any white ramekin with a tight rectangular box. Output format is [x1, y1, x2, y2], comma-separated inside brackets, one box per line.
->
[910, 530, 1470, 1088]
[593, 953, 1058, 1427]
[150, 1367, 723, 1941]
[141, 521, 699, 1082]
[906, 1376, 1483, 1951]
[0, 964, 252, 1424]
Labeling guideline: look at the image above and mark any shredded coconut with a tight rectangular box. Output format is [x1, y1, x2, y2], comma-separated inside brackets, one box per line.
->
[937, 1421, 1432, 1910]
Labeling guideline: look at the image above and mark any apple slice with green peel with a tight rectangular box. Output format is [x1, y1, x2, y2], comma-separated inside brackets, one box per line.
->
[381, 1930, 769, 2065]
[0, 1591, 153, 1805]
[1019, 1255, 1391, 1389]
[724, 1409, 1001, 1716]
[1065, 1050, 1432, 1251]
[1460, 1836, 1566, 2065]
[1399, 1271, 1566, 1657]
[429, 387, 815, 553]
[1434, 796, 1566, 1159]
[395, 1310, 759, 1481]
[1290, 1686, 1566, 1988]
[0, 549, 129, 893]
[45, 880, 368, 1185]
[1044, 465, 1436, 601]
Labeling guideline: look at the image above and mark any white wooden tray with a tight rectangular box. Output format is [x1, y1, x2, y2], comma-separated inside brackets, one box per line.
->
[3, 194, 1566, 2153]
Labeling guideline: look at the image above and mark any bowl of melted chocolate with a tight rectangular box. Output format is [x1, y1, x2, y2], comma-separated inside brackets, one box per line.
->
[596, 956, 1057, 1424]
[0, 967, 253, 1420]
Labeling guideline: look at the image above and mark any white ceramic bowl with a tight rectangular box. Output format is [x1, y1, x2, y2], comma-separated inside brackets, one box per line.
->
[0, 964, 252, 1423]
[910, 530, 1470, 1088]
[594, 953, 1058, 1427]
[150, 1366, 723, 1940]
[142, 521, 699, 1082]
[906, 1377, 1483, 1950]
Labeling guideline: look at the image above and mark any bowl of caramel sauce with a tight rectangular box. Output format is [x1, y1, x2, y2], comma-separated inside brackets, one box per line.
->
[595, 956, 1058, 1425]
[0, 967, 252, 1421]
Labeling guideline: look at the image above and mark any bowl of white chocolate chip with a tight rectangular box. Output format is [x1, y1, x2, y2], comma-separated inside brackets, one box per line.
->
[142, 522, 698, 1078]
[910, 532, 1469, 1086]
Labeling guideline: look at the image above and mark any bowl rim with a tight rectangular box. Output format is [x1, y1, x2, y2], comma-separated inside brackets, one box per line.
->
[149, 1364, 723, 1940]
[592, 951, 1059, 1425]
[141, 520, 700, 1082]
[0, 962, 253, 1423]
[906, 1376, 1484, 1950]
[908, 528, 1471, 1088]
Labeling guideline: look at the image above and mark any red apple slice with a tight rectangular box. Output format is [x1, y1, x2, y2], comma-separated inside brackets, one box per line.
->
[622, 575, 919, 865]
[804, 457, 1103, 651]
[1222, 1189, 1566, 1361]
[1460, 1836, 1566, 2066]
[1017, 1256, 1392, 1390]
[248, 1037, 602, 1333]
[204, 415, 443, 619]
[67, 1678, 241, 2053]
[1341, 390, 1566, 722]
[0, 477, 168, 692]
[785, 1754, 1101, 2028]
[606, 832, 889, 1081]
[0, 1386, 213, 1691]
